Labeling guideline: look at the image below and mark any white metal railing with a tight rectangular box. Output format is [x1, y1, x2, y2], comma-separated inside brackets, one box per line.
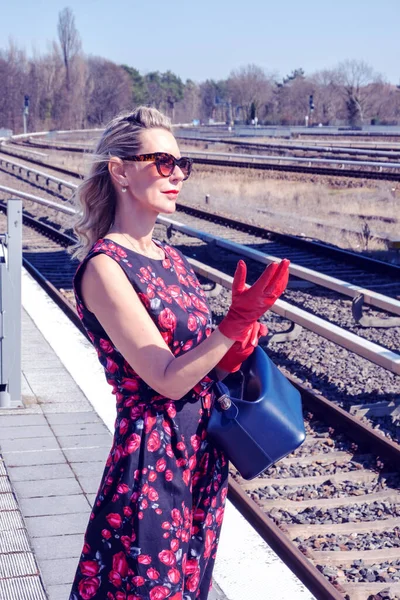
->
[1, 184, 399, 375]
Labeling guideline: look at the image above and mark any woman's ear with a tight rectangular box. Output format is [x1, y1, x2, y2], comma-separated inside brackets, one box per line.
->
[108, 157, 128, 188]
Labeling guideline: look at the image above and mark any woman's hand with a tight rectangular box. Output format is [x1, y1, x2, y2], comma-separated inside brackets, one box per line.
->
[218, 259, 290, 342]
[217, 321, 268, 373]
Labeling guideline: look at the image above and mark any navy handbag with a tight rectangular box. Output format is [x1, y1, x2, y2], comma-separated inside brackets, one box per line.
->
[208, 346, 306, 480]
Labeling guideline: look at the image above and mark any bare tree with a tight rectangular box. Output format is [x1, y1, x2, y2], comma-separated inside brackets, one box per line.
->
[228, 64, 273, 123]
[57, 7, 81, 90]
[334, 59, 383, 126]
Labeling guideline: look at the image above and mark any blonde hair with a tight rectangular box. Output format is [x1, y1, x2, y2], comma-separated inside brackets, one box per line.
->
[70, 106, 172, 261]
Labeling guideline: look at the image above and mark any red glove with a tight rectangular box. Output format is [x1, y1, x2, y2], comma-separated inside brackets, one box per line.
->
[217, 321, 268, 373]
[219, 259, 290, 342]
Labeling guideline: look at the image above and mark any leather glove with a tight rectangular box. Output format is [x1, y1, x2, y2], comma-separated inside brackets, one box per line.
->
[217, 321, 268, 373]
[218, 258, 290, 342]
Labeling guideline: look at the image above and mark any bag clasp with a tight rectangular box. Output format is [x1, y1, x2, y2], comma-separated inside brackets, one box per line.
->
[217, 394, 232, 410]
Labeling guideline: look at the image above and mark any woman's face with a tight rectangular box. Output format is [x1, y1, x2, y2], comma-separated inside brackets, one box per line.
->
[123, 128, 186, 216]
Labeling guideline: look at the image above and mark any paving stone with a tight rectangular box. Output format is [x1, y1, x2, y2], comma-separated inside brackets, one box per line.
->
[12, 477, 82, 499]
[0, 425, 53, 440]
[2, 448, 66, 467]
[41, 402, 93, 413]
[58, 433, 112, 449]
[0, 414, 47, 427]
[77, 476, 102, 495]
[37, 556, 78, 586]
[50, 422, 111, 437]
[36, 391, 88, 403]
[0, 436, 59, 453]
[7, 463, 74, 482]
[64, 446, 110, 463]
[19, 494, 91, 517]
[46, 583, 74, 600]
[25, 512, 89, 537]
[30, 533, 83, 560]
[70, 461, 105, 479]
[45, 412, 103, 425]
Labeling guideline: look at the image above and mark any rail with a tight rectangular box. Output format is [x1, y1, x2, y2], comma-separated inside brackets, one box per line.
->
[1, 185, 400, 376]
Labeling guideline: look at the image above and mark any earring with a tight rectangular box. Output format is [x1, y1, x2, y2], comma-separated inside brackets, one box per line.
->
[121, 186, 127, 193]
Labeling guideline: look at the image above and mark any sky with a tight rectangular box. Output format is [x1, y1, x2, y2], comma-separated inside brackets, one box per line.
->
[0, 0, 399, 84]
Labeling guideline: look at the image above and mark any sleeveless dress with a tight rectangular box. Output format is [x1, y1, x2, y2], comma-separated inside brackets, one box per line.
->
[68, 238, 229, 600]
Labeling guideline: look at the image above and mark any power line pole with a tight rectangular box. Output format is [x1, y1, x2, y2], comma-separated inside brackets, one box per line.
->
[23, 95, 29, 134]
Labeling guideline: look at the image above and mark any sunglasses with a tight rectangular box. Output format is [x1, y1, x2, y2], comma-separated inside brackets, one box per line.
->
[124, 152, 193, 180]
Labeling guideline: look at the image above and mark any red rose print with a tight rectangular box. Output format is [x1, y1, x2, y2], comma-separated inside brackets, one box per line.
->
[119, 418, 129, 435]
[120, 378, 139, 392]
[106, 513, 122, 529]
[187, 314, 198, 332]
[165, 470, 174, 481]
[216, 507, 225, 526]
[158, 307, 177, 331]
[157, 290, 172, 303]
[139, 267, 151, 282]
[165, 246, 183, 263]
[186, 571, 200, 593]
[106, 357, 119, 373]
[182, 469, 191, 486]
[182, 291, 192, 307]
[162, 420, 172, 436]
[158, 549, 176, 566]
[137, 554, 152, 564]
[170, 593, 183, 600]
[125, 433, 141, 454]
[188, 455, 196, 470]
[147, 567, 160, 579]
[162, 521, 171, 530]
[161, 330, 173, 346]
[174, 262, 186, 276]
[167, 285, 181, 298]
[113, 551, 129, 577]
[147, 285, 156, 299]
[148, 486, 159, 501]
[102, 529, 112, 539]
[150, 586, 171, 600]
[83, 542, 91, 554]
[187, 274, 199, 290]
[177, 273, 188, 287]
[132, 576, 145, 586]
[109, 570, 122, 587]
[171, 508, 182, 523]
[162, 258, 171, 269]
[116, 592, 127, 600]
[80, 560, 99, 577]
[193, 508, 205, 522]
[116, 246, 127, 258]
[166, 403, 176, 418]
[170, 538, 179, 552]
[184, 559, 198, 575]
[205, 513, 213, 526]
[155, 276, 166, 290]
[189, 294, 209, 314]
[117, 483, 129, 494]
[78, 577, 100, 599]
[190, 435, 201, 451]
[99, 338, 114, 353]
[166, 444, 174, 458]
[144, 414, 157, 434]
[149, 470, 157, 482]
[204, 529, 216, 558]
[138, 292, 151, 308]
[147, 430, 161, 452]
[181, 530, 190, 543]
[123, 506, 133, 517]
[121, 535, 131, 551]
[156, 457, 167, 472]
[168, 567, 181, 584]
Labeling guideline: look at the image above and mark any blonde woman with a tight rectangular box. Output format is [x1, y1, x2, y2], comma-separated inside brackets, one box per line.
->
[69, 107, 289, 600]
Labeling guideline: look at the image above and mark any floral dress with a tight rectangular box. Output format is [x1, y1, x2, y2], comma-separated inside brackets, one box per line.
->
[68, 238, 229, 600]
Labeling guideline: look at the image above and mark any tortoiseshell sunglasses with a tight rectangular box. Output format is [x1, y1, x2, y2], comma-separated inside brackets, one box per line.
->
[124, 152, 193, 180]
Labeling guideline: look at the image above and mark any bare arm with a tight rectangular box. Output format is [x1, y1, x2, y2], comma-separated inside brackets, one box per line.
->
[80, 254, 234, 400]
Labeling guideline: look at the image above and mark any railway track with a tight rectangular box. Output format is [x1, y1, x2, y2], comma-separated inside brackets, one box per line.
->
[4, 132, 400, 182]
[1, 200, 400, 599]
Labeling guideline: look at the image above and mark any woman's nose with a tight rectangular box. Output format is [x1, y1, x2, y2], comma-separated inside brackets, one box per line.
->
[170, 165, 184, 183]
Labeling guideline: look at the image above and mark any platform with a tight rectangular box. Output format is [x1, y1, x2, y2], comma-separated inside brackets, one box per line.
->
[0, 268, 315, 600]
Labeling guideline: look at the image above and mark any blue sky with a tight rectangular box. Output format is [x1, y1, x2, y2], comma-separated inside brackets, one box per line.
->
[1, 0, 399, 84]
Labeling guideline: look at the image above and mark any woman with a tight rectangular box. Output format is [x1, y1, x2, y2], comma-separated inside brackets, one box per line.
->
[69, 106, 289, 600]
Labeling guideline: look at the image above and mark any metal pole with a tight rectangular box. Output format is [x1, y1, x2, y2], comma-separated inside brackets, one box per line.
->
[0, 199, 22, 406]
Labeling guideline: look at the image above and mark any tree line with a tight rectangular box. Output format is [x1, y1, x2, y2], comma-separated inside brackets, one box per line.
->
[1, 8, 399, 134]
